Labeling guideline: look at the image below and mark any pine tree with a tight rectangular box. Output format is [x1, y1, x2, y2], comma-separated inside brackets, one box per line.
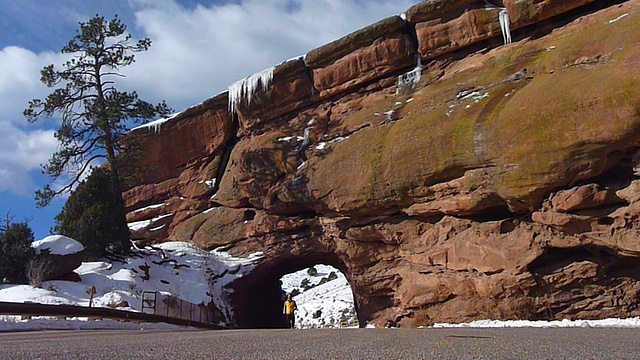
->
[0, 214, 35, 284]
[53, 167, 130, 259]
[24, 14, 171, 208]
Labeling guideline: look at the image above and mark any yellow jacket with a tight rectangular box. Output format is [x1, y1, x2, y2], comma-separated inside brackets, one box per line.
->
[283, 300, 297, 314]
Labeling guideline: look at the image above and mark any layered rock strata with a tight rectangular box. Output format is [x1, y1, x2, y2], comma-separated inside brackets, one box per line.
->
[123, 0, 640, 328]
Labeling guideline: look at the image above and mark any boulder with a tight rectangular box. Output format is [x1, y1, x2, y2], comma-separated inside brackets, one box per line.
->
[32, 236, 84, 281]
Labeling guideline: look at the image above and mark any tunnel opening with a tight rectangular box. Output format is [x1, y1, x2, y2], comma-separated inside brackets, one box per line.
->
[230, 253, 360, 329]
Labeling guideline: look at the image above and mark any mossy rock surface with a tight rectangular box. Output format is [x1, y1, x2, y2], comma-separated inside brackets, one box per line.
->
[287, 6, 640, 216]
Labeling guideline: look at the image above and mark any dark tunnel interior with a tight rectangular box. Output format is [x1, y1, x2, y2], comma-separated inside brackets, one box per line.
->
[230, 253, 358, 329]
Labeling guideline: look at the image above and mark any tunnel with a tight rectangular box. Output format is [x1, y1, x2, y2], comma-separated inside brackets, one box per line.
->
[229, 252, 359, 329]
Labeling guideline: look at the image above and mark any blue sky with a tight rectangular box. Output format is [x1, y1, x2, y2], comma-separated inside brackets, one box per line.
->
[0, 0, 420, 239]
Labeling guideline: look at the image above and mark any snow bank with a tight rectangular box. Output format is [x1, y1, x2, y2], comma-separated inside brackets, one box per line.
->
[431, 317, 640, 329]
[32, 235, 84, 256]
[1, 242, 263, 329]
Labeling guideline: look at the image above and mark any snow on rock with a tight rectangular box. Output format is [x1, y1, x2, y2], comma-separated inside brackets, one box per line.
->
[609, 13, 629, 24]
[228, 66, 275, 113]
[128, 213, 173, 232]
[431, 317, 640, 328]
[131, 112, 179, 133]
[32, 235, 84, 256]
[131, 203, 167, 214]
[281, 265, 357, 329]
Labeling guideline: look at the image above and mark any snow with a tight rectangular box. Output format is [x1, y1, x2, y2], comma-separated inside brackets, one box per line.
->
[281, 265, 357, 329]
[609, 13, 629, 23]
[131, 112, 180, 133]
[315, 142, 326, 150]
[32, 236, 84, 256]
[131, 203, 167, 214]
[328, 136, 348, 144]
[431, 317, 640, 329]
[131, 96, 213, 133]
[0, 242, 263, 329]
[127, 213, 173, 232]
[228, 66, 275, 113]
[128, 219, 151, 231]
[149, 225, 165, 232]
[457, 90, 489, 101]
[205, 178, 216, 188]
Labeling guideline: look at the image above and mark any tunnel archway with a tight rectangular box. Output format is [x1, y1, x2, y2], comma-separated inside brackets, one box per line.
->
[230, 252, 359, 329]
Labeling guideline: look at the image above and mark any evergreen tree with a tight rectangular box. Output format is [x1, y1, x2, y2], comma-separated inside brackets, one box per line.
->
[0, 215, 35, 284]
[24, 14, 170, 209]
[54, 167, 130, 259]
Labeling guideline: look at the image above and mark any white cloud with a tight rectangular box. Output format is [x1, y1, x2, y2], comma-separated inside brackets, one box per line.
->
[122, 0, 420, 107]
[0, 46, 64, 193]
[0, 0, 420, 195]
[0, 122, 57, 193]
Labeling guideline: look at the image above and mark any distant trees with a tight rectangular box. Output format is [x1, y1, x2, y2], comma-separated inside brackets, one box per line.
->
[54, 167, 130, 260]
[25, 14, 171, 256]
[0, 213, 35, 284]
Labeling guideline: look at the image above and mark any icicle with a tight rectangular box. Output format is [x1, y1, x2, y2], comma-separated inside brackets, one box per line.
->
[484, 1, 511, 45]
[228, 66, 275, 114]
[396, 55, 422, 95]
[499, 9, 512, 45]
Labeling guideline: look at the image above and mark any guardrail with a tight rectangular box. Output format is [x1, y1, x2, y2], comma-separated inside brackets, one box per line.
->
[0, 301, 226, 330]
[141, 291, 219, 324]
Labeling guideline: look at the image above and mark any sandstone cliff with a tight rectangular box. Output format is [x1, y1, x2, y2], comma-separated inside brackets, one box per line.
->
[123, 0, 640, 328]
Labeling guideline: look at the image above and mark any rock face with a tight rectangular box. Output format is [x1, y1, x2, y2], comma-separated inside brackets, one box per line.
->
[123, 0, 640, 328]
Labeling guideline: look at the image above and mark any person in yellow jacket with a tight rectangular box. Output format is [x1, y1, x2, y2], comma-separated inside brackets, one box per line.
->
[283, 293, 298, 329]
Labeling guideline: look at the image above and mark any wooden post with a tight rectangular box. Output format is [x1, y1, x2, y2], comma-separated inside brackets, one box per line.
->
[86, 286, 97, 308]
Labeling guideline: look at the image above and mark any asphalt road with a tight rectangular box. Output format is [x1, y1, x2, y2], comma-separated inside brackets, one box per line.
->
[0, 327, 638, 359]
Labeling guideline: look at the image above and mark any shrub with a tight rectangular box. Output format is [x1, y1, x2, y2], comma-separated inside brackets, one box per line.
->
[25, 257, 54, 288]
[0, 219, 35, 284]
[307, 266, 317, 276]
[53, 167, 130, 260]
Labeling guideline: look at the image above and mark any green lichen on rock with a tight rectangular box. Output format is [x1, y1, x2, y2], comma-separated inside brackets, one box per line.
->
[292, 6, 640, 216]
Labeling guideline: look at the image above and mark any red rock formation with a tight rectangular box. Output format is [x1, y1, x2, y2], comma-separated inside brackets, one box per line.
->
[124, 0, 640, 328]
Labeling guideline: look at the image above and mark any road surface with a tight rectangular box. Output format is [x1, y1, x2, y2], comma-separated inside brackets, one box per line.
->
[0, 327, 638, 359]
